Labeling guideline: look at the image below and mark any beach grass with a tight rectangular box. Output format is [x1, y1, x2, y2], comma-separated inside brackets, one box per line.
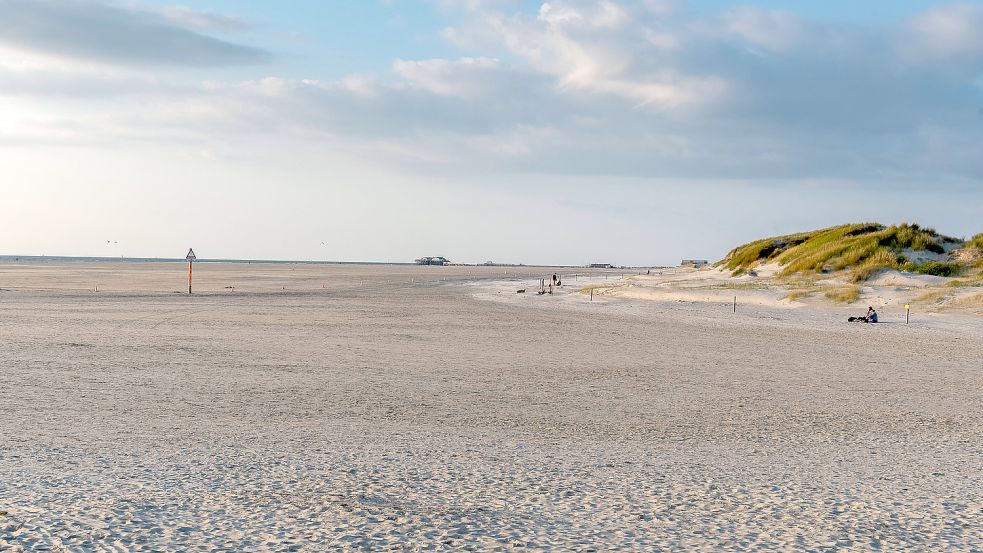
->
[912, 261, 962, 277]
[915, 289, 951, 304]
[824, 286, 861, 303]
[578, 284, 618, 296]
[722, 223, 973, 282]
[946, 275, 983, 288]
[784, 289, 815, 301]
[948, 292, 983, 310]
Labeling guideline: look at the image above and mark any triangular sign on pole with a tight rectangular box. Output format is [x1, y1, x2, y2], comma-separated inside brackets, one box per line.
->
[186, 248, 196, 262]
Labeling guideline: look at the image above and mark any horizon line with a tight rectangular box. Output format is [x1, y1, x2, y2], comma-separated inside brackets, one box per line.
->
[0, 255, 666, 269]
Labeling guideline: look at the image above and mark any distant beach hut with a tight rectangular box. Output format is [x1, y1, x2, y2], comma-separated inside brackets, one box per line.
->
[680, 259, 709, 268]
[415, 256, 450, 266]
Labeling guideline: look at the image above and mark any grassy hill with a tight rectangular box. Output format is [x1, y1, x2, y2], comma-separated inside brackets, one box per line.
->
[721, 223, 983, 282]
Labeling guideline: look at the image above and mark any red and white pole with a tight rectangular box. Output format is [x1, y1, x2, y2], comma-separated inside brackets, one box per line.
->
[185, 248, 197, 295]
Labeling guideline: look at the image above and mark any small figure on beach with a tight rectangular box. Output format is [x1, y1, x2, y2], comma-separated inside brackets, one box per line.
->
[848, 307, 878, 323]
[552, 273, 558, 286]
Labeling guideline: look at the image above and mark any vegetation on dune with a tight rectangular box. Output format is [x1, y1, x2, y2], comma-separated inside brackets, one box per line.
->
[966, 233, 983, 249]
[783, 289, 815, 301]
[915, 289, 951, 304]
[913, 261, 961, 277]
[949, 292, 983, 310]
[721, 223, 975, 282]
[824, 286, 860, 304]
[946, 273, 983, 287]
[722, 229, 818, 272]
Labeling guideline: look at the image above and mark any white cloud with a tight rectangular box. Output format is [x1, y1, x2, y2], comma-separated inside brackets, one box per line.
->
[0, 0, 269, 67]
[445, 2, 725, 109]
[2, 0, 982, 184]
[340, 74, 379, 97]
[538, 1, 628, 30]
[724, 7, 806, 52]
[157, 6, 250, 32]
[904, 4, 983, 61]
[392, 57, 505, 98]
[590, 73, 728, 108]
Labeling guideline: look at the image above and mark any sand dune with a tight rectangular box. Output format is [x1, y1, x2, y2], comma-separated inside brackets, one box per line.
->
[542, 265, 983, 317]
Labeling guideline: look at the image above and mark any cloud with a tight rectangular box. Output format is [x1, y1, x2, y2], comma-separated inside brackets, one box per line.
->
[2, 0, 981, 184]
[723, 7, 806, 52]
[443, 1, 727, 109]
[0, 45, 184, 98]
[392, 57, 508, 99]
[538, 1, 629, 30]
[0, 0, 270, 67]
[903, 4, 983, 62]
[157, 6, 251, 32]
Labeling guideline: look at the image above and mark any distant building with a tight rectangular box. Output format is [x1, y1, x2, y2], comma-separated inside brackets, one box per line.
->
[680, 259, 709, 268]
[589, 263, 615, 269]
[415, 256, 450, 266]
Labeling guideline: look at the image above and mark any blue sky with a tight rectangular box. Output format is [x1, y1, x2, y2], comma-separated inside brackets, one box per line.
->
[134, 0, 959, 77]
[1, 1, 981, 264]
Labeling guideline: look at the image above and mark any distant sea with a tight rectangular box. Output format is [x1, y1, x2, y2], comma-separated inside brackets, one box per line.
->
[0, 256, 410, 266]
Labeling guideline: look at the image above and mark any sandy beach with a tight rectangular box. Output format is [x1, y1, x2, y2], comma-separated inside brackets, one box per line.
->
[1, 261, 981, 551]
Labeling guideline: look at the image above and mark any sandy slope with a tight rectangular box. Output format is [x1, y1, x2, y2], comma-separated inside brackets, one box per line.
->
[558, 264, 983, 317]
[1, 262, 981, 551]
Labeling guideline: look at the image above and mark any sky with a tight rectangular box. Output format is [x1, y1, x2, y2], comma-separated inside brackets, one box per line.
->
[1, 0, 981, 266]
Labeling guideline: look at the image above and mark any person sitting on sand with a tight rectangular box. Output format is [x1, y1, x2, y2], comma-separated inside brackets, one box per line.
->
[848, 307, 878, 323]
[849, 307, 878, 323]
[866, 307, 878, 323]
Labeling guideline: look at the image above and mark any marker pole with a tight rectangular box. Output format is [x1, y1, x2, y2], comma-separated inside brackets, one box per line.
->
[188, 260, 193, 295]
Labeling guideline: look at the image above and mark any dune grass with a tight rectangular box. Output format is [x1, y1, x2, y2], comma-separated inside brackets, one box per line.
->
[784, 289, 815, 301]
[914, 289, 950, 303]
[948, 292, 983, 310]
[578, 284, 618, 296]
[945, 273, 983, 288]
[721, 229, 818, 272]
[966, 233, 983, 249]
[721, 223, 971, 282]
[912, 261, 961, 277]
[824, 286, 860, 303]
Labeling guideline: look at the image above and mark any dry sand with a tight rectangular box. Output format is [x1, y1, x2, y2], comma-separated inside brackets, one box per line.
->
[1, 262, 980, 551]
[571, 264, 983, 318]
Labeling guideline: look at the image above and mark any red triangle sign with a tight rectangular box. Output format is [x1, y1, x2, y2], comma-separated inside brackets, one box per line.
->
[186, 248, 196, 261]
